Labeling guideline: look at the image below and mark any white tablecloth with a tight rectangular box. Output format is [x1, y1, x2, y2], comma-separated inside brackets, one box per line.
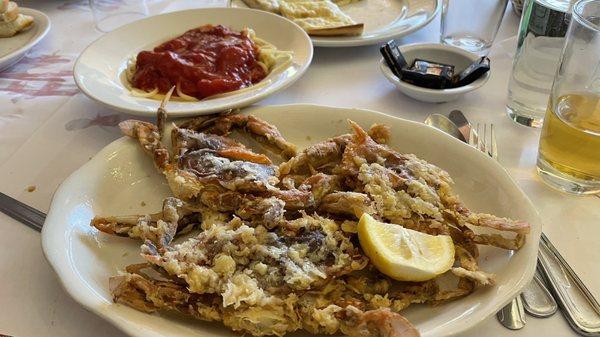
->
[1, 1, 598, 336]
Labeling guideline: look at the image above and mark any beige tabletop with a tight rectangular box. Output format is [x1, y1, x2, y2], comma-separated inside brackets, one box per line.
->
[0, 1, 598, 337]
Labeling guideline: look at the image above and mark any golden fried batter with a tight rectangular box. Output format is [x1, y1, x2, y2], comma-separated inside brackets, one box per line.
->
[93, 108, 530, 337]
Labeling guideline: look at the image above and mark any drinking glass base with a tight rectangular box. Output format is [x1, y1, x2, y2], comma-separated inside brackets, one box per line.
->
[506, 105, 544, 128]
[94, 12, 147, 33]
[441, 36, 491, 56]
[537, 157, 600, 195]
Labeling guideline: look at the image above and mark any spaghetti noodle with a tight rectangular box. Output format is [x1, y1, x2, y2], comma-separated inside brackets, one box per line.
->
[124, 25, 293, 102]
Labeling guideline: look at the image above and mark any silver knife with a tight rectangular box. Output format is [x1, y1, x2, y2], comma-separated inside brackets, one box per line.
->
[538, 233, 600, 336]
[0, 192, 45, 232]
[448, 109, 472, 143]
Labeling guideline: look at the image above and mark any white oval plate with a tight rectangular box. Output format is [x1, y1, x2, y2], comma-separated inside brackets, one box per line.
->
[42, 104, 541, 337]
[231, 0, 440, 47]
[0, 8, 51, 72]
[73, 8, 313, 117]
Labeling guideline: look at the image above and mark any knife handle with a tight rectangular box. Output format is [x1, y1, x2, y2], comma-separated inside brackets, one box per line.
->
[537, 233, 600, 336]
[0, 192, 45, 232]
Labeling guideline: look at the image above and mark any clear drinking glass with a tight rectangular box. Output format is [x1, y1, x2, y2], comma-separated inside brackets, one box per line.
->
[536, 0, 600, 195]
[506, 0, 574, 128]
[89, 0, 148, 33]
[440, 0, 509, 55]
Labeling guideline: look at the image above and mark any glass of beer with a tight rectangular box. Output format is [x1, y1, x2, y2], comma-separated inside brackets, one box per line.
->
[537, 0, 600, 195]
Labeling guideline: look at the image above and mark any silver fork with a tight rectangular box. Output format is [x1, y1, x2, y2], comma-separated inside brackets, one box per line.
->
[470, 123, 564, 329]
[440, 115, 599, 335]
[468, 123, 528, 330]
[470, 123, 600, 336]
[470, 123, 498, 160]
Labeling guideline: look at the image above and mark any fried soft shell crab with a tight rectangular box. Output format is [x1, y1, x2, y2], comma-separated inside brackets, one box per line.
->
[92, 94, 530, 337]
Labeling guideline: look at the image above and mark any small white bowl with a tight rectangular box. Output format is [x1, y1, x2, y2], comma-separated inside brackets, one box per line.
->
[380, 43, 490, 103]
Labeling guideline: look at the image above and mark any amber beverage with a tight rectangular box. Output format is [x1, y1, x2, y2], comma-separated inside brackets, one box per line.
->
[538, 94, 600, 187]
[536, 0, 600, 194]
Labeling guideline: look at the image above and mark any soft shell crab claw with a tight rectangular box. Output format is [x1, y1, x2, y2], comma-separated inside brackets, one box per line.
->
[340, 307, 419, 337]
[119, 119, 170, 170]
[118, 86, 174, 170]
[188, 113, 298, 159]
[91, 197, 203, 247]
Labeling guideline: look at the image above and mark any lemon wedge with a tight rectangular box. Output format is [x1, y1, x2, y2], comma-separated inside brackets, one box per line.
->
[357, 214, 455, 282]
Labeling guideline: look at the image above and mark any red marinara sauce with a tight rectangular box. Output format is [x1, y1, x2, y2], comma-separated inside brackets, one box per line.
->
[131, 25, 267, 99]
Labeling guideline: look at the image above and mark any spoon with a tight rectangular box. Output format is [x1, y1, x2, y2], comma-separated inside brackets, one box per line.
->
[521, 268, 558, 318]
[497, 296, 527, 330]
[423, 114, 466, 142]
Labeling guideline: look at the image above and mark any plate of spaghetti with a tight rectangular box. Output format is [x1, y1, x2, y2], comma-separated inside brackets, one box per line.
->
[74, 8, 312, 116]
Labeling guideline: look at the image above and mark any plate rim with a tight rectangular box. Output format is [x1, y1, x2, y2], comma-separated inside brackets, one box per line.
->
[41, 103, 541, 337]
[72, 8, 314, 117]
[0, 8, 51, 71]
[311, 0, 441, 47]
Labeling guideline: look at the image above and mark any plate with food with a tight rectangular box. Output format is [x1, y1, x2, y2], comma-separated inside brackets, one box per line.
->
[73, 8, 312, 116]
[0, 3, 51, 72]
[231, 0, 440, 47]
[42, 102, 541, 337]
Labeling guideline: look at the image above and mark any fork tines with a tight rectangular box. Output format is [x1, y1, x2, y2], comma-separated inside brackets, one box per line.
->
[469, 123, 497, 160]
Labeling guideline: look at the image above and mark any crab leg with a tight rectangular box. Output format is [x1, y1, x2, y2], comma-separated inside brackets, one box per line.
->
[340, 307, 419, 337]
[119, 88, 175, 170]
[110, 270, 420, 337]
[110, 272, 222, 321]
[298, 173, 342, 203]
[200, 114, 297, 159]
[367, 124, 392, 144]
[319, 192, 375, 219]
[444, 209, 530, 250]
[171, 126, 272, 165]
[279, 134, 351, 176]
[91, 197, 204, 247]
[119, 119, 170, 170]
[157, 86, 175, 138]
[175, 110, 234, 132]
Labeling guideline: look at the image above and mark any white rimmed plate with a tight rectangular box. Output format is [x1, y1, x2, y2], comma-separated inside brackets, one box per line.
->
[73, 8, 313, 117]
[42, 104, 541, 337]
[231, 0, 440, 47]
[0, 8, 51, 72]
